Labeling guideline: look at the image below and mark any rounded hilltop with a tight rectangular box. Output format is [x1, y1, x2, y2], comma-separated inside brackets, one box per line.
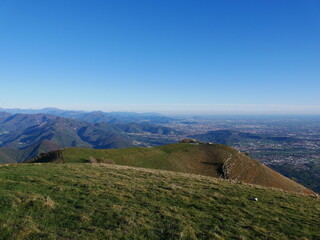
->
[27, 141, 315, 195]
[179, 138, 202, 144]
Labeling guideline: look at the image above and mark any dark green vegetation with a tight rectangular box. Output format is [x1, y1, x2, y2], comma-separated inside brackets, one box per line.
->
[0, 148, 23, 163]
[0, 113, 177, 163]
[190, 130, 297, 146]
[0, 163, 319, 240]
[270, 160, 320, 193]
[1, 110, 319, 194]
[0, 141, 62, 164]
[28, 143, 313, 194]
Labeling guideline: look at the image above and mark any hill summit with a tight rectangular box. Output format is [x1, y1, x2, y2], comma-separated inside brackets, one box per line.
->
[27, 141, 314, 195]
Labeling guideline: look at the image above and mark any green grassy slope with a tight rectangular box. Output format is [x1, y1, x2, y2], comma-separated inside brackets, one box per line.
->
[0, 163, 319, 240]
[27, 143, 314, 195]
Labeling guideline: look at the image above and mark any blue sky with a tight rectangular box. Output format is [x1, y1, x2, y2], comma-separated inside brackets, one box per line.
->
[0, 0, 319, 114]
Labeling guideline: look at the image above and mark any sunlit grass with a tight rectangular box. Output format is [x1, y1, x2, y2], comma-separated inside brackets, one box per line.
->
[0, 163, 319, 239]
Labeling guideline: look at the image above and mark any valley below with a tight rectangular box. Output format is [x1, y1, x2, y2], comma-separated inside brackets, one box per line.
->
[1, 109, 320, 194]
[0, 109, 319, 239]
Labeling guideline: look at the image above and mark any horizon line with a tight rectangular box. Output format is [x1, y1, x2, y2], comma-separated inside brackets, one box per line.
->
[2, 104, 320, 116]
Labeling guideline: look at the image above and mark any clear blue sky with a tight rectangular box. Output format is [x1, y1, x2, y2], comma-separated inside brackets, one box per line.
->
[0, 0, 319, 114]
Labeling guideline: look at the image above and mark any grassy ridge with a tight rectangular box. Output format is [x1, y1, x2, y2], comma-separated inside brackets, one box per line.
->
[27, 143, 230, 178]
[0, 163, 319, 240]
[27, 143, 313, 194]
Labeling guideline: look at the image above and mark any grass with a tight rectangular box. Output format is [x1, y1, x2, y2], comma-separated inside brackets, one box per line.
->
[27, 143, 313, 194]
[0, 163, 319, 240]
[27, 143, 231, 178]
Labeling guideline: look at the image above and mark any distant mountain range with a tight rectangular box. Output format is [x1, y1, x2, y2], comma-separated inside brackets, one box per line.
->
[0, 112, 301, 164]
[0, 111, 178, 163]
[0, 107, 172, 124]
[1, 108, 318, 194]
